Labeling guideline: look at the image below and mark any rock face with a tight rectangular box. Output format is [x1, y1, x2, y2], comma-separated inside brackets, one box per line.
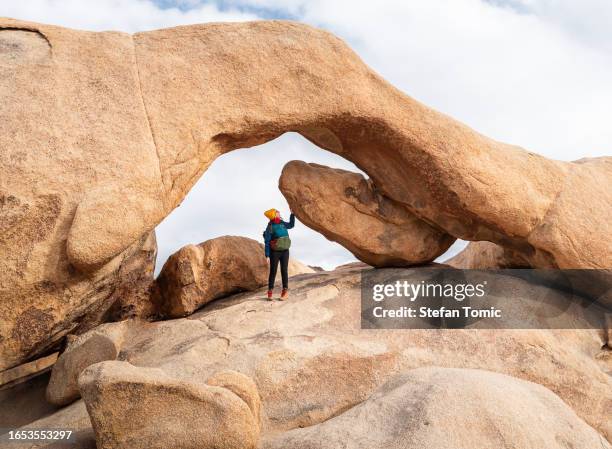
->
[264, 367, 611, 449]
[156, 236, 269, 317]
[445, 241, 529, 269]
[280, 161, 455, 266]
[0, 225, 156, 371]
[0, 18, 165, 370]
[105, 231, 159, 321]
[78, 361, 261, 449]
[1, 17, 610, 372]
[445, 242, 612, 309]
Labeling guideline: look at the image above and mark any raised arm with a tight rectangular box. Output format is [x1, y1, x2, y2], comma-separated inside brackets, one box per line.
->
[283, 213, 295, 229]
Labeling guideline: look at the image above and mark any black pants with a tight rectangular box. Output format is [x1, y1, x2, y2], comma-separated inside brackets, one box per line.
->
[269, 249, 289, 290]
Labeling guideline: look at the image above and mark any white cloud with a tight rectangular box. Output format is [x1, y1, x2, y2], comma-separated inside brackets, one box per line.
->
[0, 0, 257, 32]
[498, 0, 612, 53]
[2, 0, 609, 271]
[228, 0, 612, 161]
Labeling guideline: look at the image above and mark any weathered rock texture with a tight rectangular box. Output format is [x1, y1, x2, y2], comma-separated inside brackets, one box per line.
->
[264, 367, 611, 449]
[6, 267, 612, 446]
[78, 361, 260, 449]
[156, 236, 268, 317]
[1, 17, 610, 371]
[280, 161, 455, 266]
[156, 236, 313, 318]
[0, 352, 57, 388]
[445, 241, 529, 269]
[46, 321, 129, 406]
[0, 18, 164, 370]
[105, 231, 159, 321]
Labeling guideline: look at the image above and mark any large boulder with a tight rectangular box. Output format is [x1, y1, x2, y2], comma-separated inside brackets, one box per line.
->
[263, 367, 611, 449]
[78, 361, 261, 449]
[156, 236, 313, 318]
[156, 236, 269, 317]
[0, 18, 164, 370]
[279, 161, 455, 266]
[1, 17, 610, 372]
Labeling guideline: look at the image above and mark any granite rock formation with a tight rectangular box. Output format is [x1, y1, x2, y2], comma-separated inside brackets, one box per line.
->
[1, 17, 610, 374]
[279, 161, 455, 266]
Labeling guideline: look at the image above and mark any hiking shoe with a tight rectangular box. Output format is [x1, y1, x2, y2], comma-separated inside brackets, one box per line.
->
[280, 288, 289, 300]
[267, 290, 273, 300]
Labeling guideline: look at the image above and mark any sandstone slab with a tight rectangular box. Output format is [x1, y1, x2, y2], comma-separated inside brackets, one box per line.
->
[0, 352, 57, 389]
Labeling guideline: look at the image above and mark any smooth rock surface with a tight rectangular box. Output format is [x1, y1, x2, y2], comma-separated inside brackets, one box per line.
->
[78, 361, 260, 449]
[123, 268, 612, 439]
[0, 370, 59, 432]
[280, 161, 455, 266]
[7, 400, 95, 449]
[1, 17, 610, 372]
[263, 367, 612, 449]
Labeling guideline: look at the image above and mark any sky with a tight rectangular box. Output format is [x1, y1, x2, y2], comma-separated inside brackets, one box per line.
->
[2, 0, 611, 272]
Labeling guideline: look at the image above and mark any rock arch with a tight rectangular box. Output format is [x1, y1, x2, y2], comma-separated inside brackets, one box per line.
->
[1, 17, 609, 370]
[69, 20, 610, 272]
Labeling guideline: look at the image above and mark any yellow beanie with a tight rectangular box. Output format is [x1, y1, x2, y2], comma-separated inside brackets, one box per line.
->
[264, 208, 277, 220]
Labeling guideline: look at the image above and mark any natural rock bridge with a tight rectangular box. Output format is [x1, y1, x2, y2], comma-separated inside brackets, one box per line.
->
[1, 18, 610, 371]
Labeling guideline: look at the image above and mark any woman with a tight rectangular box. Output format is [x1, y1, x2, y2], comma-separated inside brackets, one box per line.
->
[263, 208, 295, 300]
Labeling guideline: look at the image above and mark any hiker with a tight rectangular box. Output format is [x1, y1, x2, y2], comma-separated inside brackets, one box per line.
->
[263, 208, 295, 300]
